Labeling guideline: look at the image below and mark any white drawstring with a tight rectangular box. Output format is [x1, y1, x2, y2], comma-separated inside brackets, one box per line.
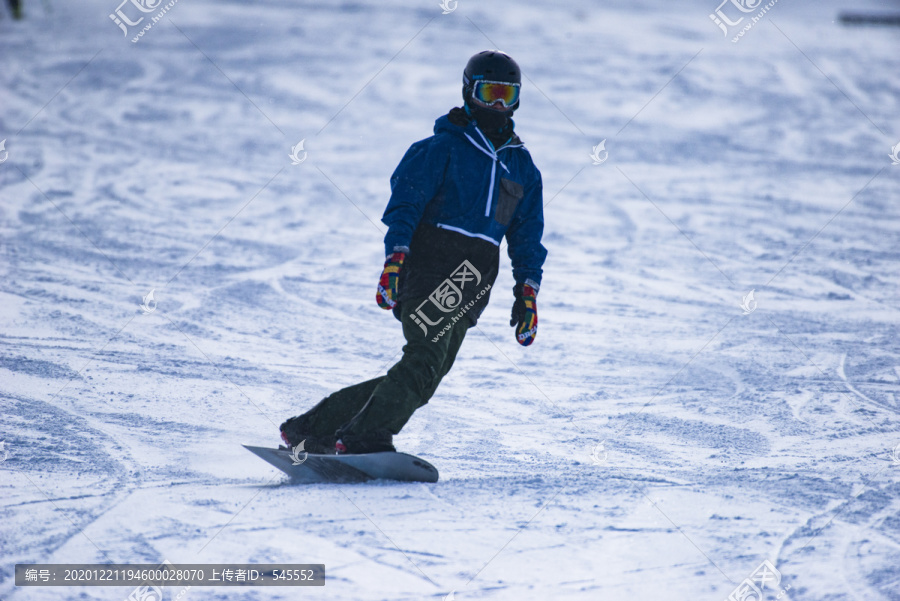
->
[465, 129, 510, 217]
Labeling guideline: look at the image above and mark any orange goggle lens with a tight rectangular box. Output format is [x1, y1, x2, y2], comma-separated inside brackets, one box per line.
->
[472, 81, 520, 108]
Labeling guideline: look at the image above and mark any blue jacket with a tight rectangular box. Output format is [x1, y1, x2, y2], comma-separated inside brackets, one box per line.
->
[382, 112, 547, 288]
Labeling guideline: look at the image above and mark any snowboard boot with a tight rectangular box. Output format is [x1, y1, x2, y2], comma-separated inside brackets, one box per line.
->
[279, 414, 336, 454]
[334, 428, 396, 454]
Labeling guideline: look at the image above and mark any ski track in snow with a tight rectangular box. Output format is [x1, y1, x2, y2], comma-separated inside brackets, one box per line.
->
[1, 0, 899, 599]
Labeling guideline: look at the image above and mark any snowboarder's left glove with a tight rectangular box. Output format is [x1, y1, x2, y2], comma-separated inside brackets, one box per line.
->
[510, 283, 538, 346]
[376, 251, 405, 309]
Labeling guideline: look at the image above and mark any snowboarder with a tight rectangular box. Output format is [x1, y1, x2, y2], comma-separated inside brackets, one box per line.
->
[280, 50, 547, 454]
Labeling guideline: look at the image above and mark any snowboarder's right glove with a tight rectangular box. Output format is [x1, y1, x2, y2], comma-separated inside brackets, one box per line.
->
[510, 283, 538, 346]
[376, 251, 406, 309]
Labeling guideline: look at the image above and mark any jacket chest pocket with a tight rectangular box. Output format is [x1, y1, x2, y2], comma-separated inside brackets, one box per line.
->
[494, 177, 523, 226]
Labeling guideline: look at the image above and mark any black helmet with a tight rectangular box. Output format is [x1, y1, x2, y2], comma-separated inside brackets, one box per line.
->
[462, 50, 521, 112]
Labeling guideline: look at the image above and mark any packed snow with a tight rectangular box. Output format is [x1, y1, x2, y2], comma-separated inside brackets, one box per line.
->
[1, 0, 899, 599]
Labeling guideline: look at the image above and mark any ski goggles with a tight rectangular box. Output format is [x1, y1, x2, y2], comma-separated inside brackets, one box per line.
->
[471, 80, 520, 109]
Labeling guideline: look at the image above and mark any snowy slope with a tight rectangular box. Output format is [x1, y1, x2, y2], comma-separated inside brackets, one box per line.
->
[1, 0, 899, 599]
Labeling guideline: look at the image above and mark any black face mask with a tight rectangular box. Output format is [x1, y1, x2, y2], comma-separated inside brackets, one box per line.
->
[469, 104, 512, 133]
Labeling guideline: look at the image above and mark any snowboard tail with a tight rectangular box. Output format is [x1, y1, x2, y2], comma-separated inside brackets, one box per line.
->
[243, 445, 439, 483]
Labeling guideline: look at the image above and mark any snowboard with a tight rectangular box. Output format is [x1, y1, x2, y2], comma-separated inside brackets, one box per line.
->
[242, 444, 439, 483]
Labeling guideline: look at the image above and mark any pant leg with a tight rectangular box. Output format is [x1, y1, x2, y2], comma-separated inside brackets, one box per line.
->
[435, 316, 468, 382]
[298, 376, 385, 437]
[339, 307, 470, 436]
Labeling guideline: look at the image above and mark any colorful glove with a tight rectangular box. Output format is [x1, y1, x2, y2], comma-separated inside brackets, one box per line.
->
[376, 251, 405, 309]
[510, 283, 538, 346]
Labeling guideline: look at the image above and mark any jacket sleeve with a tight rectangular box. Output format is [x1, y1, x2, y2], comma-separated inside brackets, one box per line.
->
[381, 136, 449, 257]
[505, 166, 547, 289]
